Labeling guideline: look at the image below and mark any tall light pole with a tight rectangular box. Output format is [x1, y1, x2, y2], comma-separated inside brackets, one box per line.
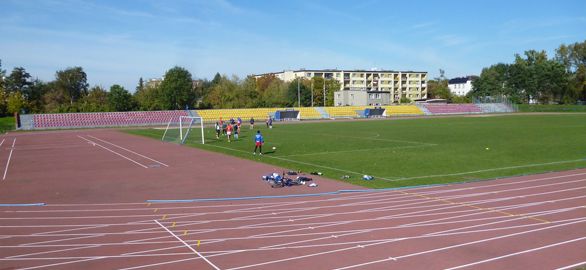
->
[323, 79, 326, 106]
[297, 77, 301, 107]
[311, 79, 314, 107]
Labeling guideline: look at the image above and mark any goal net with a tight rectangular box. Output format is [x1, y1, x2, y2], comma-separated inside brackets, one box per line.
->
[161, 116, 205, 144]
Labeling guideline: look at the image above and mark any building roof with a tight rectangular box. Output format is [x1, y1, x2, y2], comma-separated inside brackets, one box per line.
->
[448, 76, 478, 84]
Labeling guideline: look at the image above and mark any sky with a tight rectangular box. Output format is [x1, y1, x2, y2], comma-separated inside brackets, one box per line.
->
[1, 0, 585, 91]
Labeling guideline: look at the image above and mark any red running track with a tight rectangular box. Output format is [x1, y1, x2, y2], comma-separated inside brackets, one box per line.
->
[0, 129, 585, 269]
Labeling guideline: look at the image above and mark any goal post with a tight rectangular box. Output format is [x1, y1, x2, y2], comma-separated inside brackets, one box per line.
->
[161, 116, 205, 144]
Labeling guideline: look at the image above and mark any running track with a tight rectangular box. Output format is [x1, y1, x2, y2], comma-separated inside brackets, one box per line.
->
[0, 130, 585, 269]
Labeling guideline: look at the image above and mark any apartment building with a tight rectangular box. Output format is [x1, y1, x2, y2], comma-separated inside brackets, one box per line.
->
[254, 69, 427, 105]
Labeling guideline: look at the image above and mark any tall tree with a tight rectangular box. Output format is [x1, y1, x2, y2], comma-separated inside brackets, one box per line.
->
[53, 67, 89, 105]
[5, 67, 32, 95]
[79, 86, 109, 112]
[27, 79, 48, 113]
[159, 66, 195, 110]
[108, 85, 134, 111]
[136, 77, 144, 93]
[7, 91, 27, 114]
[0, 60, 6, 93]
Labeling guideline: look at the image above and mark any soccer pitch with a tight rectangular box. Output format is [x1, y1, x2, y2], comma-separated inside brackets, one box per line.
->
[127, 114, 586, 189]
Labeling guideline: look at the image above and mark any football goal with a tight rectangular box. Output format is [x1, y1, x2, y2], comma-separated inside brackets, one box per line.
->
[161, 116, 205, 144]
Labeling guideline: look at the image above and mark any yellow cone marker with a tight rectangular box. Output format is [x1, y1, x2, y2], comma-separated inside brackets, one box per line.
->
[162, 214, 167, 220]
[171, 222, 176, 228]
[154, 208, 158, 213]
[183, 230, 188, 236]
[197, 240, 200, 247]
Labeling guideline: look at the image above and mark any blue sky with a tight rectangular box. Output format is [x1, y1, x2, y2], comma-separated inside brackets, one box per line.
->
[1, 0, 585, 91]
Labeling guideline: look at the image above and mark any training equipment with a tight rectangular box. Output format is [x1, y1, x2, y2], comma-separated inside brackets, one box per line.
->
[486, 147, 490, 150]
[272, 146, 277, 150]
[162, 116, 205, 144]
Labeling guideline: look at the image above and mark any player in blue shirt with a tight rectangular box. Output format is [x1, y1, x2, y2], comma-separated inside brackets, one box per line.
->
[253, 130, 264, 155]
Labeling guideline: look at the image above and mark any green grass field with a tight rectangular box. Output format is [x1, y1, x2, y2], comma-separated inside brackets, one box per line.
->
[518, 104, 586, 112]
[0, 117, 15, 134]
[126, 114, 586, 189]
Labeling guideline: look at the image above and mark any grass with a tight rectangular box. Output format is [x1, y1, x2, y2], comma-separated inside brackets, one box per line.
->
[518, 104, 586, 112]
[0, 117, 15, 134]
[125, 114, 586, 189]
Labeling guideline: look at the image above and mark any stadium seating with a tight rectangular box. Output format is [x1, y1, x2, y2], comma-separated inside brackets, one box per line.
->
[295, 107, 323, 119]
[195, 108, 281, 123]
[382, 105, 424, 116]
[32, 110, 189, 129]
[325, 106, 367, 118]
[421, 104, 482, 114]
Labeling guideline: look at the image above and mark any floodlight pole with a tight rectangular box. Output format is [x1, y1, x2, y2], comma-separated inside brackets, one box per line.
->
[297, 78, 301, 107]
[311, 79, 314, 107]
[323, 80, 326, 106]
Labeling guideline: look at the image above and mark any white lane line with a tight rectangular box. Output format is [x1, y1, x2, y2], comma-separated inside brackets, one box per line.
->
[444, 236, 586, 270]
[87, 135, 169, 167]
[16, 257, 106, 270]
[154, 219, 221, 270]
[3, 138, 15, 180]
[555, 261, 586, 270]
[388, 158, 586, 182]
[331, 219, 586, 270]
[77, 135, 148, 168]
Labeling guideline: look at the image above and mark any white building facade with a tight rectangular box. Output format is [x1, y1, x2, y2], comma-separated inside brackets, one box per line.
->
[255, 69, 427, 106]
[448, 76, 477, 96]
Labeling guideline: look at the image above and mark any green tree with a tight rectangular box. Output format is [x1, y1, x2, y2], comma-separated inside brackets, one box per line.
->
[108, 85, 134, 111]
[5, 67, 32, 96]
[53, 67, 89, 106]
[134, 84, 161, 111]
[79, 86, 109, 112]
[7, 91, 27, 114]
[27, 79, 48, 113]
[159, 66, 195, 109]
[287, 78, 311, 107]
[0, 90, 7, 116]
[0, 60, 6, 93]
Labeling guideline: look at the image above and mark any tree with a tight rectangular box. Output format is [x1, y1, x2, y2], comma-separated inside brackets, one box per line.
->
[0, 60, 6, 93]
[287, 78, 311, 107]
[108, 85, 134, 111]
[5, 67, 32, 95]
[7, 91, 26, 114]
[27, 79, 48, 113]
[158, 66, 195, 109]
[136, 77, 144, 93]
[79, 86, 109, 112]
[53, 67, 89, 106]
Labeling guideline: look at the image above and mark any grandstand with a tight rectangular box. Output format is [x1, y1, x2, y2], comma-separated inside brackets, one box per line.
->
[32, 110, 189, 129]
[420, 103, 482, 114]
[20, 102, 515, 130]
[325, 106, 365, 118]
[382, 105, 424, 116]
[196, 108, 281, 123]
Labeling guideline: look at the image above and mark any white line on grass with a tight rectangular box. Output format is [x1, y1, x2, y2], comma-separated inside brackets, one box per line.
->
[87, 135, 169, 167]
[385, 158, 586, 182]
[154, 219, 221, 270]
[77, 136, 148, 168]
[281, 144, 436, 158]
[2, 138, 15, 180]
[204, 144, 396, 181]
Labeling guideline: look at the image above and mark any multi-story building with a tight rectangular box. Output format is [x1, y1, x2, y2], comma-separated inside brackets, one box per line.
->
[448, 76, 477, 96]
[254, 69, 427, 106]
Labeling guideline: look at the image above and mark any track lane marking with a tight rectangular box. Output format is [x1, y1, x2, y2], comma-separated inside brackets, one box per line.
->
[154, 219, 221, 270]
[2, 138, 15, 180]
[87, 135, 169, 167]
[77, 135, 148, 168]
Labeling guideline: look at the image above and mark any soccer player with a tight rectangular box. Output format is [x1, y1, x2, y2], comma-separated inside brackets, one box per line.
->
[214, 122, 221, 139]
[250, 117, 255, 129]
[226, 123, 233, 142]
[233, 123, 239, 140]
[253, 130, 264, 155]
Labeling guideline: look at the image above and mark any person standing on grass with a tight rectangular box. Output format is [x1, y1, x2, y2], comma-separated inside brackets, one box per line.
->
[250, 117, 255, 129]
[268, 116, 273, 129]
[226, 123, 233, 142]
[233, 123, 239, 140]
[215, 122, 221, 139]
[253, 130, 264, 155]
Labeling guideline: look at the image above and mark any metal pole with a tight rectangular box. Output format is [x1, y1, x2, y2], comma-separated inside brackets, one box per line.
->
[297, 78, 301, 107]
[323, 79, 326, 106]
[311, 79, 314, 107]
